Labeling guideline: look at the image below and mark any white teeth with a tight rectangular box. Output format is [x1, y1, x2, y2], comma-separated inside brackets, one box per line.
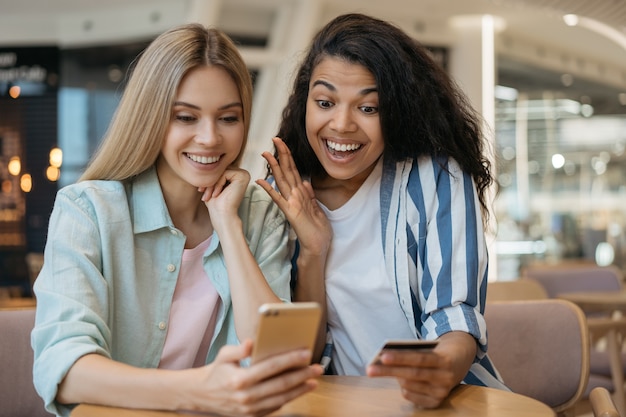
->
[187, 153, 220, 164]
[326, 140, 362, 152]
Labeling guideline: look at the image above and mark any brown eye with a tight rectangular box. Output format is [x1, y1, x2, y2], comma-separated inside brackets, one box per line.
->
[175, 115, 196, 122]
[360, 106, 378, 114]
[316, 100, 333, 109]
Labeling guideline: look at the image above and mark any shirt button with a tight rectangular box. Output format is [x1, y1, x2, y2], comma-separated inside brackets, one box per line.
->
[167, 264, 176, 272]
[158, 321, 166, 330]
[170, 229, 178, 236]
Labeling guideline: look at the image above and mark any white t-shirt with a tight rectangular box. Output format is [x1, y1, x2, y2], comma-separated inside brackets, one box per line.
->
[320, 159, 416, 375]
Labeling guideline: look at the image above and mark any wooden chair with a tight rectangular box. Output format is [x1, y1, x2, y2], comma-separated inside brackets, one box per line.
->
[487, 279, 548, 303]
[587, 317, 626, 416]
[484, 299, 589, 417]
[0, 308, 52, 417]
[590, 386, 622, 417]
[521, 263, 626, 412]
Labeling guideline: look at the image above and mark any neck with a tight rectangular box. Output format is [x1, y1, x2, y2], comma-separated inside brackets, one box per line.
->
[161, 183, 213, 248]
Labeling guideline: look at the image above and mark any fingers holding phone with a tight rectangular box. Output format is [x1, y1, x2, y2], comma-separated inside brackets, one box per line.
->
[223, 302, 322, 415]
[197, 341, 321, 416]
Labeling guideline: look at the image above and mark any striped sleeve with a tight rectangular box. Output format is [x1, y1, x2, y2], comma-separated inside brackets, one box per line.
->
[406, 156, 489, 351]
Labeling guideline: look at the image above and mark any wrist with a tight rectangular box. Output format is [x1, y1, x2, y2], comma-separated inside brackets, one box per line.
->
[212, 215, 243, 237]
[298, 237, 331, 258]
[296, 248, 329, 266]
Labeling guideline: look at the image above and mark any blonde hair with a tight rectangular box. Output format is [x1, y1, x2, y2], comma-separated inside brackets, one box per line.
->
[80, 23, 253, 181]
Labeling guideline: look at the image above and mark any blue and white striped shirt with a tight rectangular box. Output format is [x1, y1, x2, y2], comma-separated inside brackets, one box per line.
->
[320, 154, 507, 389]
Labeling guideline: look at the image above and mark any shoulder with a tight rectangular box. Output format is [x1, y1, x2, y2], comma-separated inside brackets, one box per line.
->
[402, 156, 469, 203]
[57, 179, 126, 201]
[54, 180, 129, 218]
[239, 182, 287, 230]
[240, 182, 285, 216]
[409, 155, 466, 182]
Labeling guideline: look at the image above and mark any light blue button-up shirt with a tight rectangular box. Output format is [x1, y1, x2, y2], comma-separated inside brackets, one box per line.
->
[31, 167, 292, 416]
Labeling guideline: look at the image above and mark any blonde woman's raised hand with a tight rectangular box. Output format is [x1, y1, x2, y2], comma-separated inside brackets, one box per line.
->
[257, 137, 331, 258]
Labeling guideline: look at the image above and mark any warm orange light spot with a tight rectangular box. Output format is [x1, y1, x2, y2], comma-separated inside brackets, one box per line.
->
[49, 147, 63, 167]
[20, 174, 32, 192]
[46, 166, 60, 181]
[1, 180, 12, 193]
[7, 156, 21, 176]
[9, 85, 21, 99]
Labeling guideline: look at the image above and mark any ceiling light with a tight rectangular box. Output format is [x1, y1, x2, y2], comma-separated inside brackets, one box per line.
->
[552, 153, 565, 169]
[563, 14, 626, 50]
[563, 14, 579, 26]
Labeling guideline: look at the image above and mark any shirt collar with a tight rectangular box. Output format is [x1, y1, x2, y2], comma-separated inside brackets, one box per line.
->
[130, 166, 174, 234]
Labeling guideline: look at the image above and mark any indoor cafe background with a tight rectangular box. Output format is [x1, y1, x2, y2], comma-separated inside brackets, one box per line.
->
[0, 0, 625, 293]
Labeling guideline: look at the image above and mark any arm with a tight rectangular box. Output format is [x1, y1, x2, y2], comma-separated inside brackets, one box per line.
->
[292, 247, 328, 361]
[58, 341, 322, 416]
[202, 167, 284, 341]
[256, 137, 332, 361]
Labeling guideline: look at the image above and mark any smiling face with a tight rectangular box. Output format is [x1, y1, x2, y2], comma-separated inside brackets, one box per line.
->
[157, 65, 244, 192]
[305, 57, 384, 189]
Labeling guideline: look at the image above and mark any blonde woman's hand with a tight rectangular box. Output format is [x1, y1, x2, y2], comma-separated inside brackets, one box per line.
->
[186, 340, 323, 417]
[257, 137, 332, 258]
[201, 167, 250, 232]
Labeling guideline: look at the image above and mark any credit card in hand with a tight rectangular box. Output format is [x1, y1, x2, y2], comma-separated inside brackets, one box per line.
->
[368, 339, 438, 365]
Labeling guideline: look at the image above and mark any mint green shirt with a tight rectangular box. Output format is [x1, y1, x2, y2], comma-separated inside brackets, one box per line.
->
[31, 167, 292, 416]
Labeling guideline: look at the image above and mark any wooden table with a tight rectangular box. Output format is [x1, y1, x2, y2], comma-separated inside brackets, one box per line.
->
[559, 290, 626, 314]
[70, 376, 555, 417]
[559, 291, 626, 416]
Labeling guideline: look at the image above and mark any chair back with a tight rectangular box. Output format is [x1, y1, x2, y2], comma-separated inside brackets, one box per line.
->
[0, 308, 52, 417]
[522, 264, 623, 297]
[484, 299, 589, 415]
[487, 279, 548, 303]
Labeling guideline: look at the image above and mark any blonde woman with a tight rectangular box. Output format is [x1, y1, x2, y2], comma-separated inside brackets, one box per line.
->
[32, 23, 322, 417]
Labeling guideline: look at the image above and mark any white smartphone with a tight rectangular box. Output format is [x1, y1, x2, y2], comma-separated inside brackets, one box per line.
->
[250, 302, 322, 364]
[368, 339, 439, 366]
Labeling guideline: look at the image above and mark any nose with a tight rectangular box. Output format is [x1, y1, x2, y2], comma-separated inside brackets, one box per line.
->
[194, 120, 221, 145]
[329, 106, 357, 133]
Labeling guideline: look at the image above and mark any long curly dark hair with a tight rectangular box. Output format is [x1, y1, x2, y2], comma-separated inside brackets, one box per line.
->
[276, 13, 493, 220]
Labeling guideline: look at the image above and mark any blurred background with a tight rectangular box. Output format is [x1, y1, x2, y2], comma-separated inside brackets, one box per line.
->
[0, 0, 625, 293]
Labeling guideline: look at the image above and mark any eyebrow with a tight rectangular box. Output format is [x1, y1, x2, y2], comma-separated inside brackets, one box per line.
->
[173, 101, 243, 110]
[311, 80, 377, 96]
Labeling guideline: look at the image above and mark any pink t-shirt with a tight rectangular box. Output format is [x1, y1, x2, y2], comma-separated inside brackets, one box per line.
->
[158, 236, 220, 369]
